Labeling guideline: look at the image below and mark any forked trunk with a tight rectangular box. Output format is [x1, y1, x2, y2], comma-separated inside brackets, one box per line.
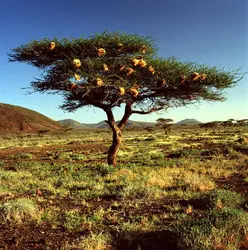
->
[104, 102, 158, 165]
[107, 125, 122, 166]
[105, 102, 133, 166]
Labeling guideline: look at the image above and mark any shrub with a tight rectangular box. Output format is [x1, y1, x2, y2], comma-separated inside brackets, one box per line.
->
[0, 198, 39, 224]
[59, 209, 83, 232]
[93, 163, 116, 176]
[203, 189, 245, 209]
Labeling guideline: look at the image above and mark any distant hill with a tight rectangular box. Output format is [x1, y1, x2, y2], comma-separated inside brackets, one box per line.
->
[57, 119, 90, 129]
[0, 102, 204, 135]
[176, 119, 202, 125]
[57, 119, 156, 129]
[58, 118, 203, 129]
[0, 103, 62, 134]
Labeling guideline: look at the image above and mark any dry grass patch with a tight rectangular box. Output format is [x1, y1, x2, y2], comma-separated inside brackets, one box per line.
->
[0, 198, 40, 224]
[146, 168, 178, 188]
[62, 232, 113, 250]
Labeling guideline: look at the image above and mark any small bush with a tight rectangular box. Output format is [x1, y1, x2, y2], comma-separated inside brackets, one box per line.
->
[204, 189, 245, 209]
[0, 198, 39, 224]
[93, 163, 116, 176]
[144, 136, 157, 141]
[38, 129, 50, 136]
[149, 151, 164, 160]
[9, 153, 34, 160]
[70, 153, 85, 160]
[59, 209, 83, 232]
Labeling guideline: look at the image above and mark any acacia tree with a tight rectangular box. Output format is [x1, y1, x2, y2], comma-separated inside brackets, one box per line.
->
[8, 32, 243, 166]
[156, 118, 174, 133]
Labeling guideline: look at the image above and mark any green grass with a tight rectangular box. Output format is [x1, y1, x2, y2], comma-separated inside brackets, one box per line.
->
[175, 208, 248, 250]
[0, 125, 247, 249]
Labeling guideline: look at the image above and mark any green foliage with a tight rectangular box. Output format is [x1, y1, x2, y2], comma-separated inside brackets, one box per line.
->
[8, 32, 243, 113]
[204, 189, 246, 209]
[156, 118, 173, 124]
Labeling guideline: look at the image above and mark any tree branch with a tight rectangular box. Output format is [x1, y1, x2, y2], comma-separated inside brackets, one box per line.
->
[118, 102, 133, 130]
[131, 107, 163, 115]
[104, 109, 116, 129]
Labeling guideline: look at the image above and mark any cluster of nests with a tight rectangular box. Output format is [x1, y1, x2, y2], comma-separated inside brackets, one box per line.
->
[49, 42, 207, 98]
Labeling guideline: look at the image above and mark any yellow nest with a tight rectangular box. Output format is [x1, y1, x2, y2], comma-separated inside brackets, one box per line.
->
[129, 88, 139, 97]
[119, 87, 125, 95]
[192, 72, 200, 77]
[138, 59, 147, 68]
[96, 78, 103, 87]
[73, 59, 81, 68]
[50, 42, 55, 50]
[141, 45, 147, 54]
[74, 74, 81, 81]
[120, 66, 125, 71]
[126, 68, 135, 76]
[192, 75, 201, 81]
[117, 43, 123, 52]
[148, 66, 155, 74]
[98, 48, 106, 56]
[132, 59, 140, 66]
[200, 74, 207, 80]
[103, 64, 109, 71]
[179, 75, 186, 84]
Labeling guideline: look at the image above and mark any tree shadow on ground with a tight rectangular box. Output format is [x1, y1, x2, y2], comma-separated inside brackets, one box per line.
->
[113, 229, 180, 250]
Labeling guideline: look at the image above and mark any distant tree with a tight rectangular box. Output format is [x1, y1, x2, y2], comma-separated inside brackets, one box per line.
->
[37, 129, 50, 137]
[157, 118, 174, 124]
[222, 120, 234, 127]
[156, 118, 174, 133]
[237, 119, 248, 126]
[8, 32, 244, 166]
[200, 121, 222, 128]
[145, 126, 154, 133]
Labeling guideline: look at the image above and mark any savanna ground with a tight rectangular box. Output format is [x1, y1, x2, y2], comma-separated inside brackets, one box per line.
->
[0, 125, 248, 250]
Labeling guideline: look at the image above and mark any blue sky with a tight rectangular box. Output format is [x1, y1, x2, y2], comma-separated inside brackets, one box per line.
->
[0, 0, 247, 123]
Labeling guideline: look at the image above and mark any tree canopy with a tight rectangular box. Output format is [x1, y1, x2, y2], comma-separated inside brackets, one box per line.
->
[157, 118, 174, 124]
[8, 32, 242, 114]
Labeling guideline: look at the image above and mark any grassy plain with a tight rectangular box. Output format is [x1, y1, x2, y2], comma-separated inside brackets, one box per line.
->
[0, 125, 248, 250]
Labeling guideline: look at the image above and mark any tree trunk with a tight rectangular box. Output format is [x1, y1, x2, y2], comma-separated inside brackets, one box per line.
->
[105, 102, 133, 166]
[107, 124, 122, 166]
[104, 103, 162, 165]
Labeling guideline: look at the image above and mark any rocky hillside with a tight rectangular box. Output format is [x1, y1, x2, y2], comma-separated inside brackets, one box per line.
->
[0, 103, 62, 134]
